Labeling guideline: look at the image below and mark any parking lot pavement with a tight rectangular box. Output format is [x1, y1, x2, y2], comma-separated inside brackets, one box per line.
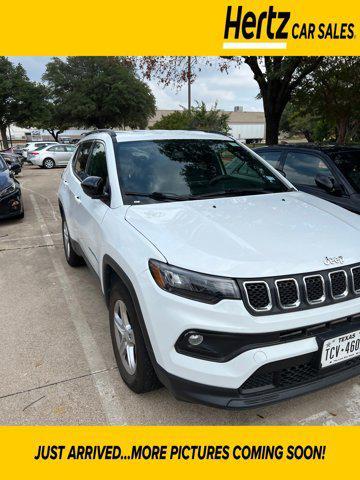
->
[1, 165, 360, 425]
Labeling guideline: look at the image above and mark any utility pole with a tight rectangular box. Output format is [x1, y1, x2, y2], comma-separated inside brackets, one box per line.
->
[187, 56, 191, 111]
[8, 125, 13, 148]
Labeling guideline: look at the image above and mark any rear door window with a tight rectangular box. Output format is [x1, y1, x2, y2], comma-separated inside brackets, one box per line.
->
[283, 151, 333, 187]
[48, 146, 62, 152]
[73, 141, 93, 180]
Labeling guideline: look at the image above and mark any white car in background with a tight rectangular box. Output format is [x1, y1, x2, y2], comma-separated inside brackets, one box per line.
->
[29, 144, 76, 169]
[22, 141, 58, 160]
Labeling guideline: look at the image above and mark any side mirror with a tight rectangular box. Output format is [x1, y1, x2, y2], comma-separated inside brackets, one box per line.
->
[81, 176, 105, 198]
[315, 174, 339, 194]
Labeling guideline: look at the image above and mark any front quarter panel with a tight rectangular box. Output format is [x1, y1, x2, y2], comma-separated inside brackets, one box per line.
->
[100, 206, 167, 293]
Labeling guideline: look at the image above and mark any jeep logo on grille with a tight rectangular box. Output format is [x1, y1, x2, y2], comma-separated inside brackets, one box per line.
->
[324, 256, 344, 265]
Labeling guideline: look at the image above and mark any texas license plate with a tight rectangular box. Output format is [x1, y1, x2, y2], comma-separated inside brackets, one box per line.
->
[321, 329, 360, 368]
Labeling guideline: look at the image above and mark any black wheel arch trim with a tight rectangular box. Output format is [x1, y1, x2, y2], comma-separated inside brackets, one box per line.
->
[102, 255, 159, 371]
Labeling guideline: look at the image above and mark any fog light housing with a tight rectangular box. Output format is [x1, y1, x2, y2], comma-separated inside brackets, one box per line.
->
[9, 199, 20, 210]
[176, 330, 248, 362]
[188, 333, 204, 346]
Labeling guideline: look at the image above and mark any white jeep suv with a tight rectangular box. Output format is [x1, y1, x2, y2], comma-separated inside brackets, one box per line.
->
[58, 130, 360, 409]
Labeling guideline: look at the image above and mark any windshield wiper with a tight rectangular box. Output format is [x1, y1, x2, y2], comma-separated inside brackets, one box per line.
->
[124, 191, 191, 202]
[190, 189, 273, 199]
[124, 188, 281, 203]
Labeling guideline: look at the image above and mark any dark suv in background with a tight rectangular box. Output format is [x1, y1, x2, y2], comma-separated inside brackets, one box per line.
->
[254, 145, 360, 214]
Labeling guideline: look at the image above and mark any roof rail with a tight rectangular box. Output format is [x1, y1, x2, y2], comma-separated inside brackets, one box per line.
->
[82, 129, 117, 139]
[200, 130, 238, 142]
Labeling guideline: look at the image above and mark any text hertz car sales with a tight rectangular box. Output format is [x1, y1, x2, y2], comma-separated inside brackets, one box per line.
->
[224, 6, 355, 40]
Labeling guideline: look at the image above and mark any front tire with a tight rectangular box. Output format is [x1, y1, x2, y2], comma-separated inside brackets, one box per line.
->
[43, 158, 55, 169]
[62, 217, 84, 267]
[109, 281, 160, 393]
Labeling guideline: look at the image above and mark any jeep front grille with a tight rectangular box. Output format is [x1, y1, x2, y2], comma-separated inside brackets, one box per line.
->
[329, 270, 348, 299]
[243, 281, 271, 311]
[304, 275, 325, 304]
[352, 266, 360, 293]
[275, 278, 300, 309]
[240, 263, 360, 315]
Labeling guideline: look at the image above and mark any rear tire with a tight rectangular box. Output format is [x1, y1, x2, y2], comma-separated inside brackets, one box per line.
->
[109, 280, 161, 393]
[43, 158, 55, 169]
[62, 217, 84, 267]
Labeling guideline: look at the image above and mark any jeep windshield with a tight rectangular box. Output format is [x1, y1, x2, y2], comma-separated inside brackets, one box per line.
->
[115, 139, 290, 204]
[330, 150, 360, 193]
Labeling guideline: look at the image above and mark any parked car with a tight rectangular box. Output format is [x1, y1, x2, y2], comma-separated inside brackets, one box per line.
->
[12, 145, 26, 157]
[0, 149, 22, 162]
[22, 141, 58, 160]
[0, 156, 24, 219]
[0, 153, 22, 174]
[29, 144, 76, 169]
[254, 145, 360, 214]
[59, 130, 360, 409]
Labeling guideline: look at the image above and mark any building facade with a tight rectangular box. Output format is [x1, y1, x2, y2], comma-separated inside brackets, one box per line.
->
[148, 108, 266, 143]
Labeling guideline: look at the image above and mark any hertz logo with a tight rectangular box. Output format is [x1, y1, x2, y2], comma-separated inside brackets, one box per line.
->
[224, 6, 290, 40]
[223, 5, 355, 50]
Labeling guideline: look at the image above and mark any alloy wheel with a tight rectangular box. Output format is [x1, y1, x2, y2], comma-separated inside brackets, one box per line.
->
[44, 159, 54, 169]
[63, 220, 71, 259]
[113, 299, 137, 375]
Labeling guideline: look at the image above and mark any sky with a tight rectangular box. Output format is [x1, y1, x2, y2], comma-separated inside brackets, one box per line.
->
[8, 56, 264, 112]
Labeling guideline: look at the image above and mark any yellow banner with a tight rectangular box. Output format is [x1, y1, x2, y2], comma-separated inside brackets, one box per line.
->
[1, 0, 359, 55]
[0, 426, 357, 478]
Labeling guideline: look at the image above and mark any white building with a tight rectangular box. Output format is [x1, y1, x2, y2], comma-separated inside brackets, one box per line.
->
[148, 107, 265, 143]
[4, 126, 89, 144]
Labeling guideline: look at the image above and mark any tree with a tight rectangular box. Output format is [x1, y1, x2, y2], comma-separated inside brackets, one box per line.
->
[242, 57, 323, 144]
[135, 56, 323, 145]
[43, 57, 156, 130]
[28, 84, 70, 141]
[287, 57, 360, 144]
[0, 57, 40, 148]
[280, 103, 333, 143]
[152, 102, 230, 133]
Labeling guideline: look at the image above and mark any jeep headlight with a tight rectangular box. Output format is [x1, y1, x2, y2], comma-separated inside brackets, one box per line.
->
[149, 259, 241, 304]
[0, 182, 16, 198]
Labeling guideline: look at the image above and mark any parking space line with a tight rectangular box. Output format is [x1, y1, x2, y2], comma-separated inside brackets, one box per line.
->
[0, 233, 61, 243]
[29, 193, 126, 425]
[22, 182, 60, 222]
[0, 367, 118, 401]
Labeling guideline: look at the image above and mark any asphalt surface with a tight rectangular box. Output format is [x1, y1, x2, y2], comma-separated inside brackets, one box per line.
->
[0, 165, 360, 425]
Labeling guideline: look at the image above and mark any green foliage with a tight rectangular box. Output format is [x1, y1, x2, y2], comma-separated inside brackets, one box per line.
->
[43, 57, 156, 130]
[0, 57, 41, 146]
[284, 57, 360, 144]
[152, 102, 230, 133]
[280, 103, 333, 143]
[29, 84, 70, 141]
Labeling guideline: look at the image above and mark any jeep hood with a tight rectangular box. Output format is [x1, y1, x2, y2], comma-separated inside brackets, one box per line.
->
[125, 191, 360, 277]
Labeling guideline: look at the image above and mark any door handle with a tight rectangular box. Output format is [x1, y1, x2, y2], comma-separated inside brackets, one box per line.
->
[75, 196, 82, 204]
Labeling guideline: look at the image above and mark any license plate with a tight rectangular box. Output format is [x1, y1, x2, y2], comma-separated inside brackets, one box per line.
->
[321, 329, 360, 368]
